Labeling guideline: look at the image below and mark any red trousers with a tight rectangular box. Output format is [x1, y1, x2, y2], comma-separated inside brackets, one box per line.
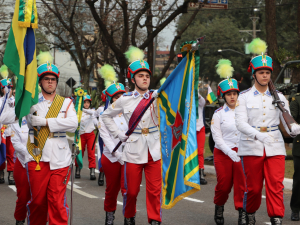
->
[75, 132, 96, 168]
[26, 161, 70, 225]
[122, 152, 162, 223]
[14, 158, 30, 221]
[214, 147, 245, 210]
[197, 127, 205, 169]
[101, 154, 122, 212]
[0, 136, 15, 171]
[241, 152, 285, 217]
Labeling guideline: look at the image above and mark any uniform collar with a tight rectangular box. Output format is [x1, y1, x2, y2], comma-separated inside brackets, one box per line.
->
[38, 93, 45, 103]
[133, 90, 150, 99]
[252, 86, 272, 97]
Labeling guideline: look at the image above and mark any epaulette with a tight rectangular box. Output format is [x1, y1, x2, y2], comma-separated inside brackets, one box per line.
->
[214, 106, 223, 113]
[123, 92, 133, 96]
[240, 88, 251, 95]
[149, 89, 155, 93]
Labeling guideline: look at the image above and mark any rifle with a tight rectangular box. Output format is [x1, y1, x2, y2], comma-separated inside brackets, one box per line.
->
[268, 79, 297, 132]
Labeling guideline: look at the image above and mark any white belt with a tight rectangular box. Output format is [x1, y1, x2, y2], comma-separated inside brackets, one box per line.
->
[132, 126, 158, 134]
[252, 125, 278, 133]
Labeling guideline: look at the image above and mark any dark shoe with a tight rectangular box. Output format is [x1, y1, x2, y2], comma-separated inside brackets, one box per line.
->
[291, 211, 299, 221]
[8, 171, 15, 185]
[270, 217, 282, 225]
[75, 167, 81, 179]
[124, 217, 135, 225]
[16, 220, 25, 225]
[0, 170, 4, 184]
[247, 212, 256, 225]
[90, 168, 96, 180]
[214, 205, 224, 225]
[105, 211, 115, 225]
[150, 220, 160, 225]
[98, 172, 105, 186]
[238, 208, 247, 225]
[200, 169, 207, 185]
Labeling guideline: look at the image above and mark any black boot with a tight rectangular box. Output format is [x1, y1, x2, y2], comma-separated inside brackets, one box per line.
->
[238, 208, 247, 225]
[270, 217, 282, 225]
[124, 217, 135, 225]
[105, 211, 115, 225]
[16, 220, 25, 225]
[247, 212, 256, 225]
[200, 169, 207, 185]
[150, 220, 160, 225]
[291, 210, 299, 221]
[0, 170, 4, 184]
[75, 167, 81, 179]
[90, 168, 96, 180]
[98, 172, 105, 186]
[214, 205, 224, 225]
[8, 171, 15, 185]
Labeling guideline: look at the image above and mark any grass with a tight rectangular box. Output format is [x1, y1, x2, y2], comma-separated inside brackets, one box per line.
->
[203, 136, 295, 179]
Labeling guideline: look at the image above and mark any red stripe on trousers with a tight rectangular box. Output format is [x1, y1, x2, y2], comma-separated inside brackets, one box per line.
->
[75, 131, 96, 168]
[241, 152, 285, 217]
[196, 127, 205, 169]
[14, 158, 31, 221]
[214, 147, 245, 210]
[122, 151, 162, 223]
[26, 161, 70, 225]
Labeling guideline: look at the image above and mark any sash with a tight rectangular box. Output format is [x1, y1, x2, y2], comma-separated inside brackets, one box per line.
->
[27, 95, 65, 170]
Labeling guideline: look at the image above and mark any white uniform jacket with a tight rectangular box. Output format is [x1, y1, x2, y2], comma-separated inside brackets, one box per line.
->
[11, 118, 29, 167]
[79, 112, 97, 135]
[101, 90, 160, 164]
[235, 86, 292, 156]
[98, 113, 127, 163]
[26, 93, 78, 170]
[211, 104, 240, 153]
[0, 96, 16, 138]
[196, 93, 206, 131]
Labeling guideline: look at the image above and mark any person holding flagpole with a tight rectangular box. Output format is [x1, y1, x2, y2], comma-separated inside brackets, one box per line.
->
[211, 59, 246, 225]
[25, 52, 78, 224]
[101, 46, 161, 225]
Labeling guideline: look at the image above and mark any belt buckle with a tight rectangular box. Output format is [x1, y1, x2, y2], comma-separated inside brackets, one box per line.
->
[260, 127, 267, 132]
[49, 132, 54, 138]
[142, 128, 149, 134]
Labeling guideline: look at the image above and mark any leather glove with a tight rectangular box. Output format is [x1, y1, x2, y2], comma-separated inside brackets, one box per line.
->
[118, 131, 128, 142]
[31, 115, 47, 127]
[256, 133, 274, 145]
[82, 108, 94, 115]
[113, 151, 124, 165]
[291, 123, 300, 136]
[227, 150, 240, 162]
[152, 90, 159, 98]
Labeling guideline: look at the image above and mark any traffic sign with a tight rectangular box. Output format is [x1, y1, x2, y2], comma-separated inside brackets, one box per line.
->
[66, 77, 76, 88]
[189, 0, 228, 9]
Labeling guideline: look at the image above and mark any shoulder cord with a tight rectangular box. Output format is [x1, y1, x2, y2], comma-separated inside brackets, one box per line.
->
[150, 102, 158, 127]
[64, 100, 74, 118]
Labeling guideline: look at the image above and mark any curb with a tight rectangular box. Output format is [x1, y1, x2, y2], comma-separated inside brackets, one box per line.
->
[204, 165, 293, 191]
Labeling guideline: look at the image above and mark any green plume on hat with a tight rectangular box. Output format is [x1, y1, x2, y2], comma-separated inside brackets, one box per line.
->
[125, 46, 144, 63]
[248, 38, 267, 55]
[0, 65, 8, 78]
[98, 64, 118, 88]
[37, 51, 54, 66]
[216, 59, 234, 79]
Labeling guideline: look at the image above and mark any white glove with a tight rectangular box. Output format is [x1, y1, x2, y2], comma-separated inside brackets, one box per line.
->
[82, 108, 94, 115]
[291, 123, 300, 136]
[118, 131, 128, 142]
[227, 150, 240, 162]
[113, 151, 124, 165]
[256, 133, 274, 145]
[31, 115, 47, 127]
[152, 90, 159, 98]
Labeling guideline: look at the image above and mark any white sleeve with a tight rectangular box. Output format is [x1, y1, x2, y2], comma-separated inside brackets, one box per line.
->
[211, 112, 231, 155]
[279, 94, 295, 137]
[98, 117, 120, 153]
[198, 93, 206, 107]
[10, 125, 27, 160]
[0, 97, 16, 125]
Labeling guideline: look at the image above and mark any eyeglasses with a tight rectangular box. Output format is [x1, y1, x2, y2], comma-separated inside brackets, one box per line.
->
[43, 77, 56, 82]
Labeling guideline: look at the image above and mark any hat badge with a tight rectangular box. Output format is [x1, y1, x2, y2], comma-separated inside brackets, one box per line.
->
[140, 60, 146, 68]
[47, 65, 52, 70]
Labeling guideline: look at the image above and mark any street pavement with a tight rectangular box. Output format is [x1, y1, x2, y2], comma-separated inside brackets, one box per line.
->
[0, 146, 297, 225]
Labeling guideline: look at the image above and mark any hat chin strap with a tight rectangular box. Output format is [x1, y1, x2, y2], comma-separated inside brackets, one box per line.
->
[133, 77, 148, 92]
[253, 74, 268, 87]
[40, 83, 56, 95]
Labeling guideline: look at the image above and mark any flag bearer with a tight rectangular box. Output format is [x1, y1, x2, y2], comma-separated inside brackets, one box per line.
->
[235, 38, 300, 225]
[25, 52, 78, 224]
[75, 94, 98, 180]
[101, 46, 161, 225]
[211, 59, 246, 225]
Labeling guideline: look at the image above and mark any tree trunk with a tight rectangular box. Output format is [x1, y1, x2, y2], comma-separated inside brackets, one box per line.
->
[82, 71, 90, 90]
[146, 6, 154, 72]
[265, 0, 281, 82]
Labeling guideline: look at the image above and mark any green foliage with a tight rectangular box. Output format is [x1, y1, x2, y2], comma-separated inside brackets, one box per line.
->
[275, 47, 300, 68]
[88, 89, 101, 109]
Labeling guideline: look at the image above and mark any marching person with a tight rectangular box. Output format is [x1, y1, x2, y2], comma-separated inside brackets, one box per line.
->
[102, 46, 161, 225]
[25, 52, 77, 224]
[75, 94, 98, 180]
[211, 59, 246, 225]
[235, 39, 300, 225]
